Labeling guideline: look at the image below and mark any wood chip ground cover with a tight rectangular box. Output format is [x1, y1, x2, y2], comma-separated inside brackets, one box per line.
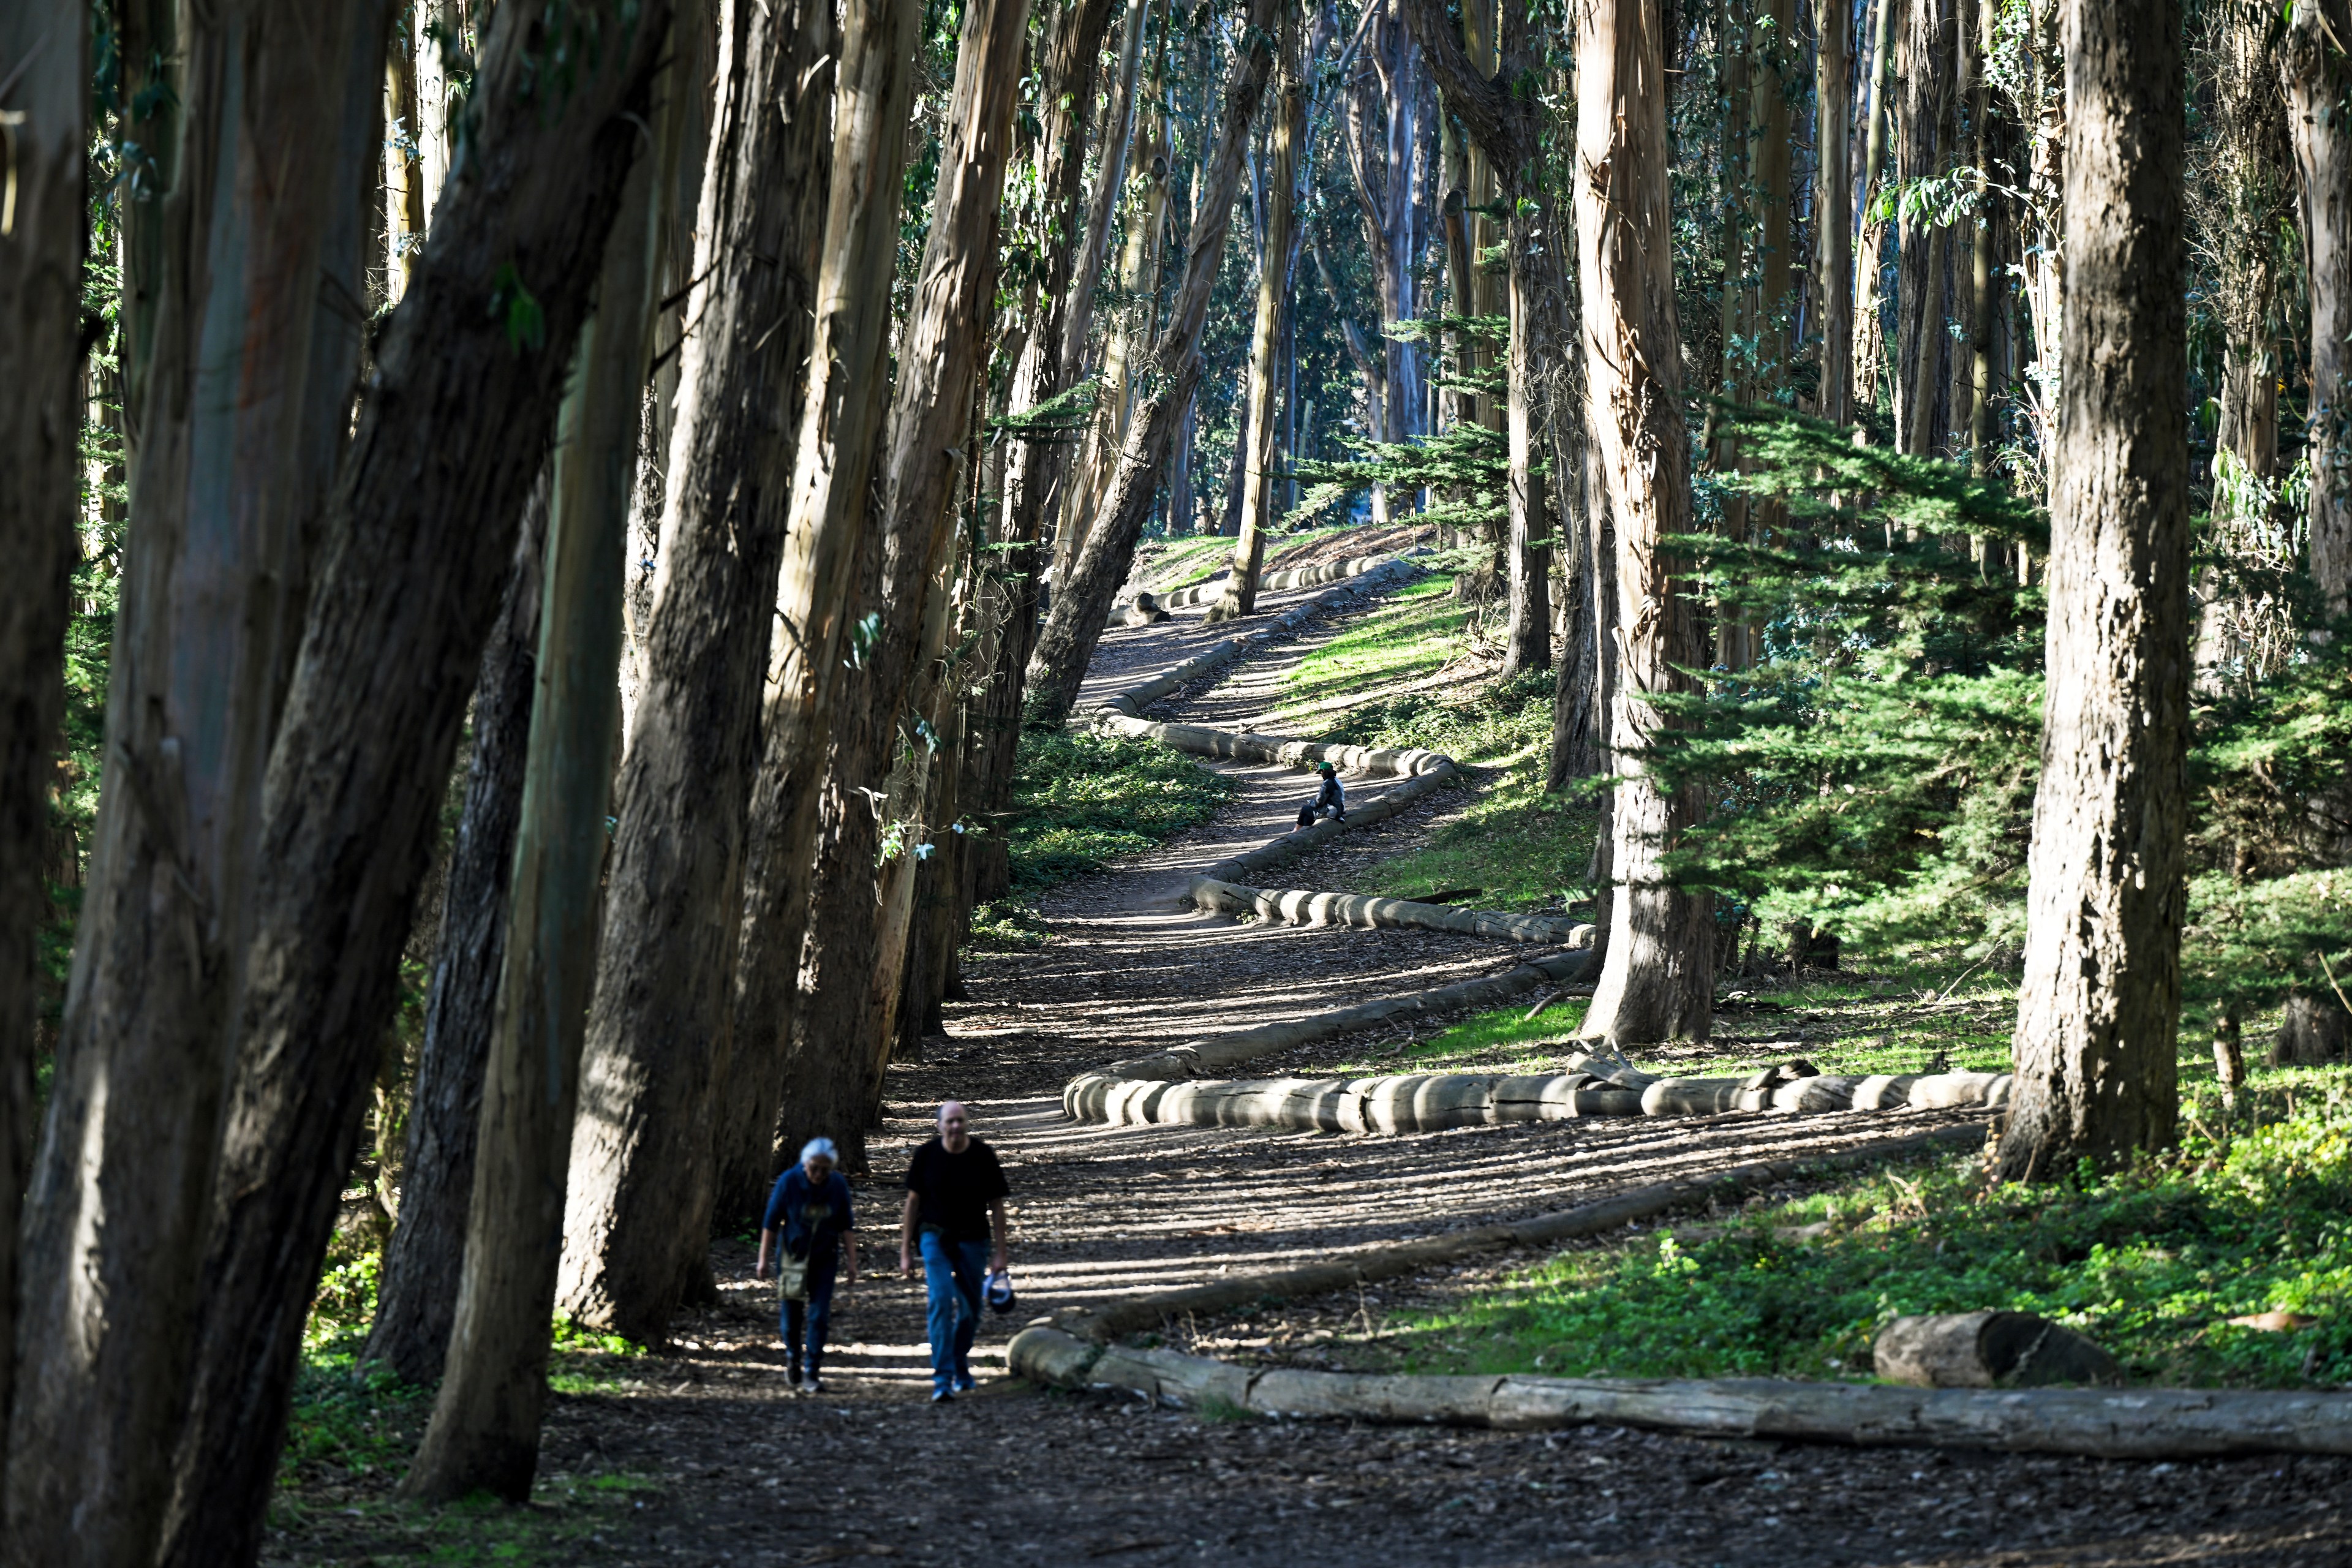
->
[269, 578, 2352, 1566]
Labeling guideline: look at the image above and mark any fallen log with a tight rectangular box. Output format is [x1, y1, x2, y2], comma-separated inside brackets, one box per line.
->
[1008, 1327, 2352, 1459]
[1106, 551, 1406, 623]
[1188, 875, 1593, 946]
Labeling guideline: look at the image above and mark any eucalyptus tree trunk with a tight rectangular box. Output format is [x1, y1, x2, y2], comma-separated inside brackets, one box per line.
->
[363, 476, 548, 1386]
[1852, 0, 1898, 416]
[1571, 0, 1714, 1048]
[1896, 0, 1953, 457]
[1066, 111, 1172, 565]
[722, 0, 923, 1183]
[2286, 0, 2352, 614]
[556, 0, 835, 1344]
[1344, 0, 1430, 454]
[1058, 0, 1153, 391]
[0, 0, 85, 1468]
[1729, 0, 1795, 668]
[126, 4, 674, 1558]
[1210, 12, 1302, 625]
[1966, 0, 1999, 470]
[384, 39, 424, 303]
[4, 5, 384, 1560]
[115, 0, 181, 435]
[403, 113, 660, 1499]
[1403, 0, 1545, 669]
[2000, 0, 2187, 1183]
[1023, 0, 1283, 726]
[793, 0, 1033, 1149]
[1815, 0, 1853, 429]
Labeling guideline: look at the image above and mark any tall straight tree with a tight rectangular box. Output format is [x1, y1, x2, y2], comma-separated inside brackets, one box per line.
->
[1572, 0, 1715, 1047]
[0, 0, 83, 1469]
[1815, 0, 1852, 429]
[1209, 4, 1304, 624]
[728, 0, 925, 1180]
[116, 2, 676, 1558]
[839, 0, 1034, 1107]
[1999, 0, 2188, 1181]
[557, 0, 835, 1341]
[1403, 0, 1551, 673]
[1852, 0, 1897, 415]
[404, 91, 666, 1493]
[1023, 0, 1283, 725]
[2286, 0, 2352, 614]
[4, 4, 384, 1559]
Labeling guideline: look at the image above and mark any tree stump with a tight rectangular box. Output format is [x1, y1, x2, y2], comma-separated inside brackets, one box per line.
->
[2271, 989, 2348, 1066]
[1874, 1311, 2123, 1389]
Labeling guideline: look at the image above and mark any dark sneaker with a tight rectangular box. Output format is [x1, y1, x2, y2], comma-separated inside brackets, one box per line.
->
[952, 1374, 976, 1394]
[930, 1386, 955, 1403]
[802, 1376, 823, 1395]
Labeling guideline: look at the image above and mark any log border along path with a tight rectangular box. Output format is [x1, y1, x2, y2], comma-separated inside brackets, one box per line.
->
[1012, 566, 2352, 1464]
[1065, 559, 2016, 1137]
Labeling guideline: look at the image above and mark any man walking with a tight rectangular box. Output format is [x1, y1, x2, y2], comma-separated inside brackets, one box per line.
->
[756, 1137, 857, 1393]
[900, 1101, 1009, 1402]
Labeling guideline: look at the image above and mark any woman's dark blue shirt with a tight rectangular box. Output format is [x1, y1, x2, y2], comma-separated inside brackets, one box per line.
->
[764, 1167, 855, 1260]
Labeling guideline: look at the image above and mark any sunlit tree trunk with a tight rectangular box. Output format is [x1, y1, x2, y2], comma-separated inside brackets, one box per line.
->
[125, 4, 674, 1558]
[6, 6, 385, 1560]
[1966, 0, 2000, 472]
[0, 0, 85, 1471]
[2000, 0, 2188, 1182]
[363, 475, 548, 1385]
[1023, 0, 1282, 725]
[1852, 0, 1897, 417]
[556, 0, 834, 1344]
[2286, 0, 2352, 614]
[1571, 0, 1715, 1048]
[1210, 10, 1302, 624]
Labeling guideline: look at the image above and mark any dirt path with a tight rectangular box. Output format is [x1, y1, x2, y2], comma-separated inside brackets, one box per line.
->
[277, 583, 2352, 1567]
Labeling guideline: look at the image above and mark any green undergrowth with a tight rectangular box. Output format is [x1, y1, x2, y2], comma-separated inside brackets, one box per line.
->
[269, 1464, 663, 1566]
[1263, 575, 1601, 914]
[1341, 1072, 2352, 1391]
[1000, 727, 1235, 895]
[1340, 959, 2026, 1077]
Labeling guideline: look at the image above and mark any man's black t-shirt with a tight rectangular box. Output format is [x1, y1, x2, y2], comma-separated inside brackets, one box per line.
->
[905, 1137, 1009, 1243]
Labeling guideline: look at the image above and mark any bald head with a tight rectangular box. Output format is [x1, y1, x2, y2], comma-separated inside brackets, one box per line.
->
[937, 1101, 971, 1152]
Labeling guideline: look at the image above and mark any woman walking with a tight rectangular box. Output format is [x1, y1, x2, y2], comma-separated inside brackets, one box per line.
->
[756, 1137, 858, 1392]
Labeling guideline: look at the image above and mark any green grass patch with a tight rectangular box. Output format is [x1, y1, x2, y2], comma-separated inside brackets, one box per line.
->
[1003, 727, 1235, 892]
[1353, 1071, 2352, 1390]
[270, 1467, 665, 1565]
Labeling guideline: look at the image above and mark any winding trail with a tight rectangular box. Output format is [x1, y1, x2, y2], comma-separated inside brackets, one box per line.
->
[281, 567, 2352, 1567]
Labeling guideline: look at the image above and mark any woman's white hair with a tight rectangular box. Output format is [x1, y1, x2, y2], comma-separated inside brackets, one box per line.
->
[801, 1137, 839, 1164]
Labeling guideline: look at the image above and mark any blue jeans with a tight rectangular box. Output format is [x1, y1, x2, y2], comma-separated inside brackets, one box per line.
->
[919, 1231, 989, 1393]
[778, 1249, 839, 1376]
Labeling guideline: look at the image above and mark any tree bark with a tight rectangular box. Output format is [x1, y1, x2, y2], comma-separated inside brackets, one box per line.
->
[403, 99, 659, 1496]
[1057, 0, 1153, 391]
[0, 0, 84, 1469]
[5, 4, 383, 1560]
[1853, 0, 1898, 417]
[1966, 0, 1999, 472]
[1999, 0, 2187, 1182]
[124, 4, 674, 1559]
[364, 473, 548, 1385]
[1815, 0, 1853, 429]
[2285, 0, 2352, 614]
[556, 0, 834, 1344]
[724, 0, 925, 1183]
[1570, 0, 1714, 1048]
[1023, 0, 1281, 726]
[837, 0, 1035, 1134]
[1210, 12, 1302, 625]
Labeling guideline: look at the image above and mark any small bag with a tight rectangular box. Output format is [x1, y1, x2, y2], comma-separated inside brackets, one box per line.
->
[778, 1253, 810, 1303]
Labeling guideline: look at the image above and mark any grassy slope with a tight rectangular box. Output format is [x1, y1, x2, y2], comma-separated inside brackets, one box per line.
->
[1261, 576, 1599, 913]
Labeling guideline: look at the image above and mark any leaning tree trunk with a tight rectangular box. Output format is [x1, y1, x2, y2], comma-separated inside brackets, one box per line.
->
[725, 0, 925, 1184]
[794, 0, 1033, 1152]
[0, 0, 84, 1466]
[2286, 0, 2352, 615]
[5, 5, 382, 1561]
[554, 0, 833, 1345]
[1023, 0, 1281, 726]
[130, 4, 674, 1561]
[1815, 0, 1853, 431]
[1210, 12, 1302, 625]
[363, 475, 548, 1385]
[1570, 0, 1714, 1048]
[402, 107, 661, 1498]
[1999, 0, 2188, 1182]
